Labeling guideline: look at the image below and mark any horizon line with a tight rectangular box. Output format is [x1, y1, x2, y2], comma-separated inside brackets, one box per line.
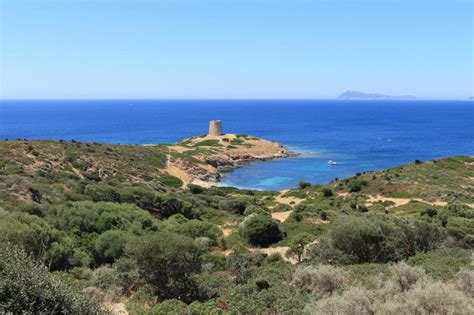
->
[1, 98, 473, 101]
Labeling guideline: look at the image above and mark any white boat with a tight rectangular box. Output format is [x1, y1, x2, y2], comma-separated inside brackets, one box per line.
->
[328, 160, 338, 165]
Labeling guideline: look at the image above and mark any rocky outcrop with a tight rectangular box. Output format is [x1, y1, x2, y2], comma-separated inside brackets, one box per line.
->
[163, 134, 295, 186]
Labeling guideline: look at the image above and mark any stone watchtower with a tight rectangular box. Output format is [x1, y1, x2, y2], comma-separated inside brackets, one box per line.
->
[208, 120, 223, 136]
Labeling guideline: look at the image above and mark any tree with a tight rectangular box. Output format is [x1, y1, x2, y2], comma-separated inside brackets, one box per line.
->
[160, 197, 183, 217]
[95, 230, 130, 264]
[286, 232, 314, 263]
[238, 214, 282, 247]
[312, 213, 443, 265]
[0, 212, 57, 258]
[126, 232, 202, 302]
[169, 219, 222, 246]
[298, 181, 311, 189]
[321, 188, 333, 197]
[219, 199, 247, 215]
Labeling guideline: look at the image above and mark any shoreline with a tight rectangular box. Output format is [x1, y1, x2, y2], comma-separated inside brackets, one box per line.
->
[157, 133, 297, 187]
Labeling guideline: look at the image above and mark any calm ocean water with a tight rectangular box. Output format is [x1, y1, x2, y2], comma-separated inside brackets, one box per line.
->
[1, 100, 473, 190]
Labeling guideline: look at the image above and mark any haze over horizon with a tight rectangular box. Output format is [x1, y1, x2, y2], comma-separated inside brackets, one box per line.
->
[1, 0, 472, 100]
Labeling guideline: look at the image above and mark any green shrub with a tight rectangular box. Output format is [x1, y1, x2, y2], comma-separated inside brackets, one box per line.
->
[243, 205, 270, 216]
[0, 212, 57, 258]
[298, 181, 311, 189]
[158, 174, 183, 188]
[226, 252, 253, 284]
[286, 232, 314, 263]
[84, 183, 121, 202]
[272, 203, 292, 212]
[303, 286, 374, 315]
[292, 265, 348, 296]
[95, 230, 130, 264]
[219, 199, 247, 215]
[376, 281, 473, 315]
[160, 197, 184, 218]
[407, 247, 472, 279]
[321, 188, 333, 197]
[188, 184, 204, 194]
[313, 214, 444, 264]
[194, 273, 234, 300]
[145, 299, 188, 314]
[54, 201, 155, 234]
[389, 262, 426, 291]
[238, 214, 282, 247]
[169, 219, 222, 246]
[194, 140, 222, 147]
[126, 232, 202, 302]
[0, 245, 101, 314]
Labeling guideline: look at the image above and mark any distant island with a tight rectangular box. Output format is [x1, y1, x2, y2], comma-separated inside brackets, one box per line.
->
[339, 90, 417, 100]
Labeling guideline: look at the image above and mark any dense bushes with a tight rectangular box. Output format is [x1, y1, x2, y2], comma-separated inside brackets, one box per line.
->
[309, 213, 443, 264]
[95, 230, 131, 264]
[239, 214, 282, 247]
[126, 232, 203, 302]
[302, 262, 474, 315]
[167, 218, 222, 246]
[0, 212, 58, 258]
[292, 265, 348, 296]
[219, 199, 247, 214]
[158, 174, 183, 188]
[1, 141, 472, 313]
[0, 245, 101, 314]
[244, 205, 270, 216]
[54, 201, 155, 234]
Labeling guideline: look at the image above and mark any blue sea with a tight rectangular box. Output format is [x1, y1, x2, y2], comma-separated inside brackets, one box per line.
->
[1, 100, 473, 190]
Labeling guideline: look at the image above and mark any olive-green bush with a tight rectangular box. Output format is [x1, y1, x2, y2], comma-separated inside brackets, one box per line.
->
[0, 245, 101, 314]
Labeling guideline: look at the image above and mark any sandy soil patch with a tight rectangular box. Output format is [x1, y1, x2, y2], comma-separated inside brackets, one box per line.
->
[220, 227, 234, 237]
[271, 210, 293, 222]
[103, 302, 128, 315]
[249, 246, 298, 264]
[163, 160, 193, 185]
[366, 195, 447, 208]
[190, 179, 215, 188]
[338, 192, 349, 197]
[311, 219, 330, 225]
[223, 247, 295, 264]
[275, 190, 304, 207]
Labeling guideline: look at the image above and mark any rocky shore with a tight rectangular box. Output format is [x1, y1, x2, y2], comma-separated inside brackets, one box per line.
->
[163, 133, 296, 186]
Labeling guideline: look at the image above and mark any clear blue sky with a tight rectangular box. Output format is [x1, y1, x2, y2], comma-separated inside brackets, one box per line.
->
[0, 0, 472, 99]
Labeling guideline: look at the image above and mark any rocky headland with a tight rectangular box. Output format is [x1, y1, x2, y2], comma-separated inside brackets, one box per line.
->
[163, 133, 296, 186]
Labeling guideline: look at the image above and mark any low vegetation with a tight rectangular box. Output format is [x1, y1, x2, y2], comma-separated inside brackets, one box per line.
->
[0, 139, 472, 314]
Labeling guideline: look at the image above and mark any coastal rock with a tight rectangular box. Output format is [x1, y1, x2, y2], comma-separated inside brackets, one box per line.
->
[164, 133, 295, 186]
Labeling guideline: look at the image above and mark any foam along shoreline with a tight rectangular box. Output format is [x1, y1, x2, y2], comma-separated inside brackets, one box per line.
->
[161, 133, 297, 187]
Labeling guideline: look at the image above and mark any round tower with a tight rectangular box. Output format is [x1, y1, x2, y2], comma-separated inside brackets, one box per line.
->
[208, 120, 223, 136]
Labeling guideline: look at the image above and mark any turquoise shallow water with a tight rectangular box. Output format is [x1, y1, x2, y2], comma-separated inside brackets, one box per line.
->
[1, 99, 473, 190]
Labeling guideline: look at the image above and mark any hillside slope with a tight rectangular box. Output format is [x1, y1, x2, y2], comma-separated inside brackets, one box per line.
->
[1, 139, 472, 314]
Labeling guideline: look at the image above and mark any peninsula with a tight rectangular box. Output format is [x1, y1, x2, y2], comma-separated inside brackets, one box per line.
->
[158, 120, 295, 186]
